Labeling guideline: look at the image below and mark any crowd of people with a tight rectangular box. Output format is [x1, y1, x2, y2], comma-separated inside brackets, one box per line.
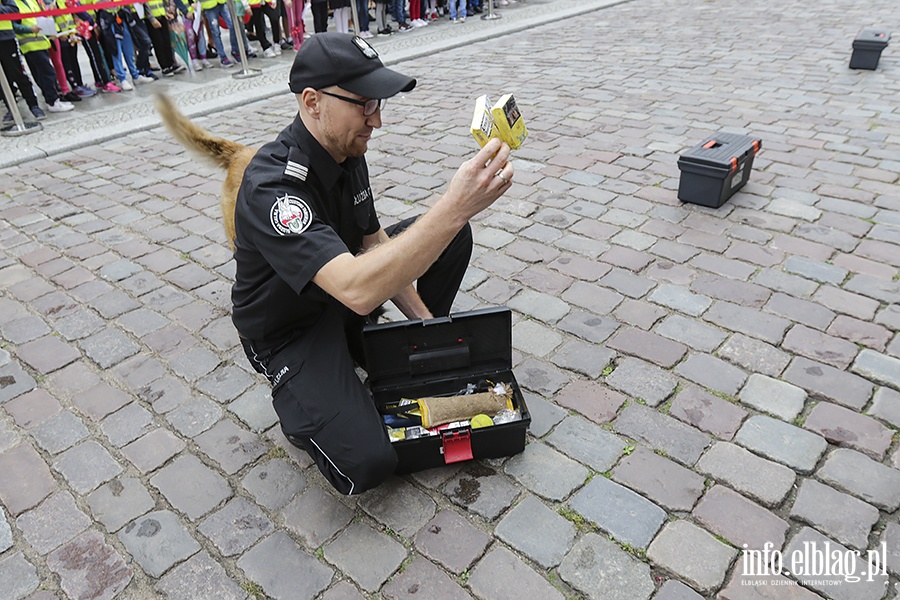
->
[1, 0, 519, 124]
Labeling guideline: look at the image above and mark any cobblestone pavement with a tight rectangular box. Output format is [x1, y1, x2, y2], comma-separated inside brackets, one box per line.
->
[2, 0, 900, 598]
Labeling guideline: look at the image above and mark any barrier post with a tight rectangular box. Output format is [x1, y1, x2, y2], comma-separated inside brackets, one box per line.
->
[0, 54, 42, 137]
[481, 0, 501, 20]
[226, 0, 260, 78]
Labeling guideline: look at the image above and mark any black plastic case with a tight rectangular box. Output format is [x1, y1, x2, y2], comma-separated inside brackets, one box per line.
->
[362, 307, 530, 473]
[677, 133, 762, 208]
[850, 29, 891, 70]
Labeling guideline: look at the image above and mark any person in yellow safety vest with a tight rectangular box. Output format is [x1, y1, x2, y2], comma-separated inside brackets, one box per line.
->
[199, 0, 252, 67]
[143, 0, 183, 76]
[13, 0, 74, 113]
[172, 0, 210, 70]
[43, 0, 82, 102]
[1, 0, 44, 122]
[50, 0, 99, 97]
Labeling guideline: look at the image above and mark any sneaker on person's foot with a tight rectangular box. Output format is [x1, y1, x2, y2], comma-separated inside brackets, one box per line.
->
[263, 46, 277, 58]
[221, 57, 234, 68]
[273, 44, 281, 55]
[161, 66, 176, 77]
[201, 59, 213, 69]
[377, 27, 392, 36]
[101, 81, 121, 92]
[173, 63, 186, 73]
[47, 99, 74, 113]
[120, 79, 134, 91]
[63, 91, 81, 102]
[358, 30, 373, 38]
[459, 16, 466, 22]
[30, 105, 46, 120]
[397, 22, 411, 32]
[75, 85, 97, 97]
[136, 74, 156, 83]
[280, 39, 292, 50]
[192, 59, 203, 71]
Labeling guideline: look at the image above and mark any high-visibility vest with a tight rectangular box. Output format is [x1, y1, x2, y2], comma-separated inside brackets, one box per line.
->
[146, 0, 166, 18]
[199, 0, 216, 10]
[14, 0, 52, 53]
[53, 0, 76, 35]
[0, 19, 12, 32]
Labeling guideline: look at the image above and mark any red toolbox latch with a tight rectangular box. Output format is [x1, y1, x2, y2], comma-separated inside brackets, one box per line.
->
[441, 429, 474, 464]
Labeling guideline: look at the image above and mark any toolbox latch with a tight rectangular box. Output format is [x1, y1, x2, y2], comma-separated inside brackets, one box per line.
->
[441, 429, 474, 464]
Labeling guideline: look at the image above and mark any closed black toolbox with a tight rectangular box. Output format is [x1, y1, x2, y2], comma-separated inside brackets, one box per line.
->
[850, 29, 890, 70]
[362, 307, 530, 474]
[677, 133, 762, 208]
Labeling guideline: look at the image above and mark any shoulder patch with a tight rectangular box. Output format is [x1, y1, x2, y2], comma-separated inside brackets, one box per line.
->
[270, 194, 313, 235]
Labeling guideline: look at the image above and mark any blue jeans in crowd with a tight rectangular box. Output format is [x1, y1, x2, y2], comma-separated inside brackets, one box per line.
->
[356, 0, 369, 32]
[204, 3, 240, 61]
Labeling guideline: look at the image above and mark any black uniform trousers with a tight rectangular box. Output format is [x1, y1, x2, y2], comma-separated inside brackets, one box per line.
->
[0, 38, 39, 110]
[244, 219, 472, 495]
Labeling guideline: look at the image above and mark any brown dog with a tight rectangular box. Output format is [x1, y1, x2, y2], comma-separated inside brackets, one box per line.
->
[154, 94, 256, 249]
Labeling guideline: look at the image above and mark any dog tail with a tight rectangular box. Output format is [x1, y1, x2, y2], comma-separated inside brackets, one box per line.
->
[154, 93, 244, 170]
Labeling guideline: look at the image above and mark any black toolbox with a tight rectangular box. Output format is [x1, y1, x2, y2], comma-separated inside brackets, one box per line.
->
[850, 29, 891, 70]
[362, 307, 530, 474]
[677, 133, 762, 208]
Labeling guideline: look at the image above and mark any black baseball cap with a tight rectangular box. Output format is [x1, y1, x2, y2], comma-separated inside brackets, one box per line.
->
[289, 33, 416, 99]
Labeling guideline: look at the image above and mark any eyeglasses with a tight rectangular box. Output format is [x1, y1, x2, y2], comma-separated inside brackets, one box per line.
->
[319, 90, 385, 117]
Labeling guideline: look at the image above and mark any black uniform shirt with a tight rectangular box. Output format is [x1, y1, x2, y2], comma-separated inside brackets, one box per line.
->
[231, 116, 380, 352]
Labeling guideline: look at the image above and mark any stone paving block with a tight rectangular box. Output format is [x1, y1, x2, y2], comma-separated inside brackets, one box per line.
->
[613, 298, 667, 330]
[150, 454, 232, 521]
[228, 384, 278, 432]
[513, 318, 564, 357]
[784, 255, 847, 285]
[676, 354, 747, 397]
[121, 428, 186, 473]
[546, 415, 625, 473]
[503, 441, 589, 501]
[155, 551, 247, 600]
[654, 579, 704, 600]
[561, 281, 624, 314]
[0, 443, 56, 516]
[693, 485, 789, 551]
[818, 448, 900, 511]
[611, 447, 705, 512]
[718, 570, 826, 600]
[523, 392, 566, 438]
[358, 477, 435, 538]
[86, 477, 155, 533]
[782, 325, 859, 370]
[783, 357, 873, 410]
[764, 292, 837, 331]
[281, 484, 354, 548]
[414, 509, 491, 574]
[0, 506, 10, 553]
[554, 381, 624, 424]
[119, 510, 201, 578]
[324, 522, 407, 593]
[851, 349, 900, 391]
[514, 357, 571, 397]
[739, 374, 806, 422]
[72, 382, 131, 421]
[495, 495, 576, 569]
[568, 475, 666, 550]
[803, 402, 893, 461]
[165, 396, 223, 437]
[469, 546, 564, 600]
[52, 440, 123, 495]
[137, 375, 191, 414]
[647, 520, 737, 594]
[30, 410, 89, 454]
[380, 556, 471, 600]
[783, 527, 888, 600]
[0, 417, 16, 455]
[46, 530, 132, 600]
[733, 415, 827, 474]
[828, 315, 891, 351]
[669, 385, 748, 440]
[614, 403, 712, 467]
[16, 491, 91, 555]
[1, 315, 50, 344]
[242, 458, 306, 511]
[0, 361, 36, 405]
[606, 357, 678, 407]
[656, 314, 727, 352]
[696, 442, 795, 508]
[648, 284, 712, 317]
[556, 310, 620, 344]
[550, 339, 615, 379]
[508, 289, 570, 324]
[557, 532, 654, 600]
[195, 364, 258, 404]
[54, 310, 106, 341]
[79, 328, 139, 369]
[0, 552, 40, 600]
[790, 479, 879, 551]
[198, 497, 273, 556]
[16, 335, 81, 374]
[194, 419, 266, 474]
[814, 285, 880, 321]
[690, 274, 771, 308]
[116, 308, 170, 337]
[883, 522, 900, 578]
[845, 273, 900, 304]
[868, 386, 900, 429]
[607, 327, 687, 368]
[704, 302, 791, 345]
[101, 403, 153, 447]
[167, 346, 221, 383]
[442, 462, 520, 521]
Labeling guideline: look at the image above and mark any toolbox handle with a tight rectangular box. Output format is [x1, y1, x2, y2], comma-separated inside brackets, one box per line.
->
[702, 140, 722, 149]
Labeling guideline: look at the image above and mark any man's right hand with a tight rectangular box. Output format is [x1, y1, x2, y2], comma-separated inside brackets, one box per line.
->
[442, 138, 514, 225]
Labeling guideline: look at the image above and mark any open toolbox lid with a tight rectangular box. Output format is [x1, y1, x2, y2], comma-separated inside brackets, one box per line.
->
[854, 29, 891, 50]
[678, 133, 761, 171]
[362, 307, 512, 391]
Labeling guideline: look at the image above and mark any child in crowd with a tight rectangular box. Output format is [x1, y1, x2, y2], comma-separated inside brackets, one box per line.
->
[373, 0, 390, 35]
[329, 0, 349, 34]
[13, 0, 74, 112]
[284, 0, 304, 48]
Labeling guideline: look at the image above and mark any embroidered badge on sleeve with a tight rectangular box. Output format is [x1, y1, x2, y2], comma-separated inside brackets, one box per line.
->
[270, 194, 313, 235]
